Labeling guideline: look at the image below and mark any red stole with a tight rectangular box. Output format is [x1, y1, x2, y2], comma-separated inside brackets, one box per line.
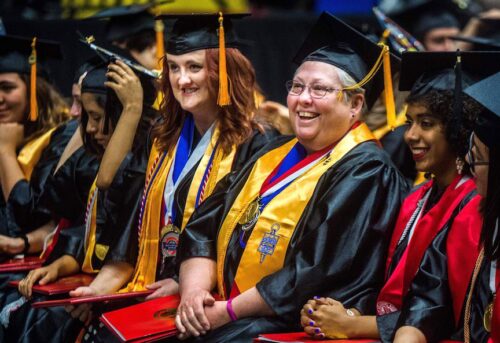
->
[446, 195, 483, 324]
[377, 176, 476, 314]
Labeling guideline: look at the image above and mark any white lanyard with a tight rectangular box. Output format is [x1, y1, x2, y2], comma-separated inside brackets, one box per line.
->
[163, 123, 215, 223]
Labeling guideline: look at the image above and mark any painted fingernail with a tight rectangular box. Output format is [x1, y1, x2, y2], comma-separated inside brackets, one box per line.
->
[309, 321, 315, 326]
[319, 333, 325, 338]
[313, 295, 320, 300]
[308, 309, 313, 315]
[315, 328, 321, 334]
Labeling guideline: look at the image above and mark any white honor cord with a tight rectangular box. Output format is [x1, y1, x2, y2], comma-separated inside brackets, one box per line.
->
[261, 148, 330, 198]
[163, 123, 216, 221]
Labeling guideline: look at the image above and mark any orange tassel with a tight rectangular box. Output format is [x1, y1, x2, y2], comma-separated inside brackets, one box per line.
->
[155, 19, 165, 70]
[217, 12, 231, 106]
[382, 45, 396, 130]
[29, 37, 38, 122]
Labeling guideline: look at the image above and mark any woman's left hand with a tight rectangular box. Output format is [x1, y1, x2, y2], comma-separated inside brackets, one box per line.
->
[0, 123, 24, 152]
[105, 60, 143, 111]
[301, 297, 355, 339]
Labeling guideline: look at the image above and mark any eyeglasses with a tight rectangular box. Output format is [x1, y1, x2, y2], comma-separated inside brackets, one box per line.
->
[285, 80, 341, 99]
[467, 133, 489, 174]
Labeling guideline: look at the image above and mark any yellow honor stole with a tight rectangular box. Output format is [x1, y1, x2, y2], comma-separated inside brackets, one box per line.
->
[81, 178, 101, 274]
[123, 126, 236, 292]
[216, 123, 375, 298]
[17, 127, 57, 180]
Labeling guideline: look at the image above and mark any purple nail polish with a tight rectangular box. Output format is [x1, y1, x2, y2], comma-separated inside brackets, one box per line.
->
[319, 333, 325, 338]
[309, 321, 314, 326]
[313, 295, 320, 300]
[315, 328, 321, 334]
[308, 309, 313, 315]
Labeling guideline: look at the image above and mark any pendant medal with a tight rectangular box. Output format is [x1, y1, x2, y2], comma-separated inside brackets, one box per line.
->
[239, 198, 261, 231]
[484, 301, 493, 332]
[258, 223, 280, 264]
[160, 224, 181, 258]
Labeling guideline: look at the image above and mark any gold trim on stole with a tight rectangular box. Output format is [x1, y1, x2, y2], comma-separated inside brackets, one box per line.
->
[17, 127, 57, 180]
[216, 123, 375, 298]
[124, 126, 235, 292]
[82, 178, 100, 273]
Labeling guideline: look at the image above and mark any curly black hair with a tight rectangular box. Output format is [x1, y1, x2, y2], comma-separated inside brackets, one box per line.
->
[406, 89, 480, 162]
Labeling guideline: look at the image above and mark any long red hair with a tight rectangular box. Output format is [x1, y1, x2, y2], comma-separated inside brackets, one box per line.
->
[153, 48, 262, 154]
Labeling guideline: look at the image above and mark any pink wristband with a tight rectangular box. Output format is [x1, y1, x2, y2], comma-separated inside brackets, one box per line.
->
[226, 298, 238, 321]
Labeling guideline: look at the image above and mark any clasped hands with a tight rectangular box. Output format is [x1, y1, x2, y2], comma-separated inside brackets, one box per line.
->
[175, 288, 231, 340]
[300, 297, 358, 339]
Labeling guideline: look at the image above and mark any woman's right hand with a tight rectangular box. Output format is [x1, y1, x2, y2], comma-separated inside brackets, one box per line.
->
[175, 287, 215, 339]
[18, 264, 59, 298]
[105, 60, 143, 112]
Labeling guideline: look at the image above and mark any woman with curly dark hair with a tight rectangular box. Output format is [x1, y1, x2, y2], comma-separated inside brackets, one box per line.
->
[391, 66, 500, 343]
[300, 52, 488, 341]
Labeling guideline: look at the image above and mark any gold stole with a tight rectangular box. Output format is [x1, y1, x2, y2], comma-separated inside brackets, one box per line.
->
[81, 178, 100, 274]
[17, 127, 57, 180]
[216, 123, 375, 298]
[123, 126, 236, 292]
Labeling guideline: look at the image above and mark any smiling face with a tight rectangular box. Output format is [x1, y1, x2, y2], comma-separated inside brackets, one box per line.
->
[0, 73, 28, 124]
[166, 50, 218, 119]
[81, 92, 111, 149]
[287, 61, 362, 153]
[404, 103, 456, 179]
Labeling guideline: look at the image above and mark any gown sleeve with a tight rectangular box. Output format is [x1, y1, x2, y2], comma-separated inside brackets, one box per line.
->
[379, 228, 455, 343]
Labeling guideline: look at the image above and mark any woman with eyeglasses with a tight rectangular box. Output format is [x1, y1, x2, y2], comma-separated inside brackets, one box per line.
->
[173, 13, 407, 341]
[300, 51, 487, 341]
[387, 68, 500, 343]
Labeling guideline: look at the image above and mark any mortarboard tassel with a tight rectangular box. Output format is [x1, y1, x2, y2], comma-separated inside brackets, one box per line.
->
[29, 37, 38, 122]
[154, 19, 165, 70]
[217, 12, 231, 106]
[382, 45, 396, 130]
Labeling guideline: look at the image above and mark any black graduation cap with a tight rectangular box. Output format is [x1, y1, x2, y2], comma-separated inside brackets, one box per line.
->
[0, 34, 62, 78]
[464, 71, 500, 148]
[81, 65, 107, 95]
[292, 12, 400, 113]
[389, 0, 466, 41]
[156, 12, 249, 106]
[158, 13, 248, 55]
[92, 2, 169, 42]
[449, 35, 500, 51]
[0, 35, 63, 121]
[399, 51, 500, 93]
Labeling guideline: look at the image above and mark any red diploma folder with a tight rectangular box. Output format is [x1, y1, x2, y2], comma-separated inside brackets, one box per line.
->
[100, 294, 180, 342]
[254, 333, 380, 343]
[31, 290, 154, 308]
[9, 273, 95, 295]
[0, 256, 44, 272]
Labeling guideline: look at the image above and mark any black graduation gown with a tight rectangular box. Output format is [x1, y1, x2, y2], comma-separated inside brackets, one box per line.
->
[177, 137, 409, 342]
[2, 119, 78, 237]
[380, 220, 490, 342]
[380, 125, 417, 185]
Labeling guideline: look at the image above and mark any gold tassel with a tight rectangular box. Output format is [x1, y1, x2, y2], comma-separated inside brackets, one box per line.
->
[29, 37, 38, 122]
[382, 45, 396, 130]
[217, 12, 231, 106]
[154, 19, 165, 70]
